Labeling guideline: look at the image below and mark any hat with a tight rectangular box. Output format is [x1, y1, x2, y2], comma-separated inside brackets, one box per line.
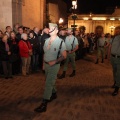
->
[59, 27, 66, 31]
[66, 28, 73, 31]
[49, 23, 58, 28]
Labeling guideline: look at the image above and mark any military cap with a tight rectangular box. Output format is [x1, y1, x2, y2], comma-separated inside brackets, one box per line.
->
[49, 23, 58, 28]
[66, 28, 73, 31]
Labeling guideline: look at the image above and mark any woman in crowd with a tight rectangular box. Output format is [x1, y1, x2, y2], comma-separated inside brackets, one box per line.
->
[18, 33, 32, 76]
[28, 31, 40, 73]
[0, 34, 12, 79]
[9, 31, 20, 75]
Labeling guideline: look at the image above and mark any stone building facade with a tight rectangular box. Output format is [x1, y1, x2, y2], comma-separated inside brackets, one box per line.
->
[68, 8, 120, 34]
[0, 0, 46, 31]
[47, 0, 67, 25]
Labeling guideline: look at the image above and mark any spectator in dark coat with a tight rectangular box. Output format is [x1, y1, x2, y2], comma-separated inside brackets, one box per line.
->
[0, 34, 12, 79]
[28, 31, 40, 72]
[16, 26, 24, 42]
[39, 28, 50, 70]
[33, 27, 40, 38]
[9, 31, 20, 75]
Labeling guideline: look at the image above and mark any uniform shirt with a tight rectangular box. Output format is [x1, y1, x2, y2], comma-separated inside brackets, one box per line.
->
[98, 37, 107, 46]
[65, 35, 78, 51]
[111, 35, 120, 55]
[44, 36, 66, 62]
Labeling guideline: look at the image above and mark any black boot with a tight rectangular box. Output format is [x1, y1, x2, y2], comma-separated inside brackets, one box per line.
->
[95, 59, 98, 64]
[49, 93, 57, 102]
[101, 59, 104, 63]
[34, 99, 48, 113]
[69, 70, 76, 77]
[112, 86, 119, 96]
[58, 71, 66, 79]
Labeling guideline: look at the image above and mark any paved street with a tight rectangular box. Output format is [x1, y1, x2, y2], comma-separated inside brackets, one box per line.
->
[0, 55, 120, 120]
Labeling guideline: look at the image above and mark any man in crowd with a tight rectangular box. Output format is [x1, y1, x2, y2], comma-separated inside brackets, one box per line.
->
[33, 27, 40, 38]
[5, 26, 12, 38]
[95, 33, 109, 64]
[39, 28, 50, 70]
[110, 26, 120, 96]
[58, 28, 78, 79]
[34, 23, 66, 113]
[16, 26, 24, 42]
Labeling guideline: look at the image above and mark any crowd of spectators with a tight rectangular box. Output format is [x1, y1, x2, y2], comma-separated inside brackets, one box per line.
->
[0, 23, 112, 79]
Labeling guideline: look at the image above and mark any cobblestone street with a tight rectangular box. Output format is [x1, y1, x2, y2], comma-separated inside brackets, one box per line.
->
[0, 55, 120, 120]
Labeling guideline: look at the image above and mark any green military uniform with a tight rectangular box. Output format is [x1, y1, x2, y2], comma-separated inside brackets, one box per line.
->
[43, 36, 66, 100]
[63, 35, 78, 71]
[97, 37, 107, 59]
[110, 35, 120, 88]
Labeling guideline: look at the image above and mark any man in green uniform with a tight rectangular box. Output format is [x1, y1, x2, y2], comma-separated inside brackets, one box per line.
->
[58, 28, 78, 79]
[34, 23, 66, 112]
[110, 26, 120, 96]
[95, 33, 109, 64]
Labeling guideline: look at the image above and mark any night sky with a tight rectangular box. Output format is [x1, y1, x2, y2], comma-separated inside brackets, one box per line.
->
[64, 0, 120, 14]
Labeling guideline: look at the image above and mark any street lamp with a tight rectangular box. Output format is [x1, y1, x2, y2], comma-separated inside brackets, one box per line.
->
[59, 18, 64, 24]
[109, 26, 115, 35]
[71, 0, 77, 35]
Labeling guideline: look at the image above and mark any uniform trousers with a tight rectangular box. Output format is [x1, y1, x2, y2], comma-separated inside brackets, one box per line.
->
[97, 47, 105, 59]
[63, 52, 76, 71]
[111, 56, 120, 87]
[43, 63, 60, 100]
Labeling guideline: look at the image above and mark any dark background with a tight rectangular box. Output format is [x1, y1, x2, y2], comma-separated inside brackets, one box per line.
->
[63, 0, 120, 14]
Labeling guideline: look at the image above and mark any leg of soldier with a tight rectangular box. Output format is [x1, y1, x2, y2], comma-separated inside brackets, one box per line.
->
[101, 48, 105, 63]
[97, 47, 101, 59]
[69, 53, 76, 77]
[95, 47, 101, 64]
[63, 54, 70, 71]
[69, 53, 76, 70]
[43, 63, 60, 100]
[111, 57, 117, 89]
[111, 57, 117, 83]
[101, 48, 105, 59]
[111, 57, 120, 96]
[115, 58, 120, 87]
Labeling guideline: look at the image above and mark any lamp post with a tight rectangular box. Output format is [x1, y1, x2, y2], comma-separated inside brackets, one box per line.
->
[109, 26, 115, 35]
[71, 0, 77, 35]
[59, 18, 64, 29]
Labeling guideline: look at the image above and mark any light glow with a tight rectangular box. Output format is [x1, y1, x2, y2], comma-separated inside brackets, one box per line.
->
[72, 1, 77, 6]
[59, 18, 64, 24]
[110, 18, 115, 20]
[83, 17, 89, 20]
[92, 17, 106, 20]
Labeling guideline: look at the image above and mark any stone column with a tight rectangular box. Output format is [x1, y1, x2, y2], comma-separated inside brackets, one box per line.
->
[0, 0, 12, 31]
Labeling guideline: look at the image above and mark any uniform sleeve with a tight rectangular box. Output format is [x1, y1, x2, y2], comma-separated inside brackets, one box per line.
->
[74, 37, 79, 46]
[109, 38, 113, 44]
[60, 41, 66, 53]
